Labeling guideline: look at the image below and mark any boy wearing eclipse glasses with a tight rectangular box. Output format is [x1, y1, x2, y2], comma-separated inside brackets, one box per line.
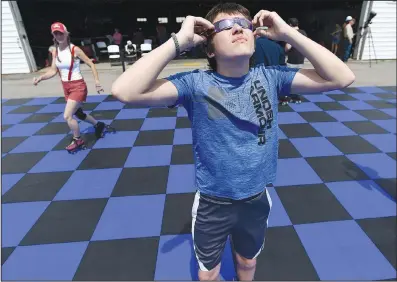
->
[112, 3, 354, 281]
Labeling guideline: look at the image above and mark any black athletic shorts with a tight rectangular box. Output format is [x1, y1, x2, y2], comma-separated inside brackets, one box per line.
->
[191, 188, 272, 271]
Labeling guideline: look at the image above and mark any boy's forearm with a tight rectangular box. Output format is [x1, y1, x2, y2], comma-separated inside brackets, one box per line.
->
[111, 35, 180, 98]
[283, 27, 355, 86]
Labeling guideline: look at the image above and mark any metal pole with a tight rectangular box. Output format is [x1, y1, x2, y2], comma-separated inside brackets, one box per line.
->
[120, 49, 126, 72]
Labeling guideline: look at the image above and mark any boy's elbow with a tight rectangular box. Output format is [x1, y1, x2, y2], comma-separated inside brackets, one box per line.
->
[111, 85, 125, 102]
[340, 71, 355, 88]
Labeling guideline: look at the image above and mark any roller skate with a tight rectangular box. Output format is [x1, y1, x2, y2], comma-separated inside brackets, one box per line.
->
[290, 94, 302, 104]
[66, 137, 86, 154]
[94, 121, 116, 139]
[279, 96, 290, 106]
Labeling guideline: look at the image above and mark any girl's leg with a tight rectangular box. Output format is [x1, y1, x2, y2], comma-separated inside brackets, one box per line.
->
[84, 113, 99, 126]
[64, 99, 82, 138]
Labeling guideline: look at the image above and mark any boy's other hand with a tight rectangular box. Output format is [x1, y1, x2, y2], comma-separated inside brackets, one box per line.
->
[252, 10, 291, 41]
[176, 16, 215, 51]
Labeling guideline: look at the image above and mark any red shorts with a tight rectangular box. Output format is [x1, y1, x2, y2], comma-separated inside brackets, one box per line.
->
[61, 79, 88, 102]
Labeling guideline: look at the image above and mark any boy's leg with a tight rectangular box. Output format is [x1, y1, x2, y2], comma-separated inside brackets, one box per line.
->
[192, 191, 237, 281]
[231, 188, 272, 281]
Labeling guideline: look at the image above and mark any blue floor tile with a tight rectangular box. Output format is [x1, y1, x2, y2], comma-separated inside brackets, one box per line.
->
[326, 181, 396, 219]
[2, 242, 88, 280]
[91, 195, 166, 240]
[167, 164, 196, 194]
[275, 158, 322, 187]
[2, 201, 50, 247]
[54, 168, 122, 201]
[295, 220, 396, 280]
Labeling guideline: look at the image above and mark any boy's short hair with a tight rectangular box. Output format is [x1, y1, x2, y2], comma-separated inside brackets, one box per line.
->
[204, 3, 254, 71]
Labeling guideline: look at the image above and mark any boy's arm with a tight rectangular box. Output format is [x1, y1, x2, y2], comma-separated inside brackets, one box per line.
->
[253, 11, 355, 94]
[285, 28, 355, 93]
[111, 16, 214, 107]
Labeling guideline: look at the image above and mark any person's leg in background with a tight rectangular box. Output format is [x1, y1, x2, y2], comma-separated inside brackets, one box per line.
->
[343, 39, 352, 62]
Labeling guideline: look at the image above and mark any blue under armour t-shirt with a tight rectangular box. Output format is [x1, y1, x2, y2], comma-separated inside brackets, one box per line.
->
[165, 64, 299, 200]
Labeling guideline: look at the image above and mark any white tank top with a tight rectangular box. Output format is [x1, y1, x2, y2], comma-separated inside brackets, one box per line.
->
[55, 44, 83, 81]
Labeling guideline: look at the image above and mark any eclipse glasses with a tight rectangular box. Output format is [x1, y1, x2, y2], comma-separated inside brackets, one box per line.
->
[200, 17, 253, 37]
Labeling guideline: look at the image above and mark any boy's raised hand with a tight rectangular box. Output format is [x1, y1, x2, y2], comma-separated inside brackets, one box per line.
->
[252, 10, 291, 41]
[176, 16, 214, 51]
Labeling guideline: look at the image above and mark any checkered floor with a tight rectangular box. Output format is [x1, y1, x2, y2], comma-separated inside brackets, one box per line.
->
[1, 85, 396, 281]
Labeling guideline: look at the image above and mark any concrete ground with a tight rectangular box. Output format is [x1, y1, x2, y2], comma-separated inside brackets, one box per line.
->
[1, 59, 396, 99]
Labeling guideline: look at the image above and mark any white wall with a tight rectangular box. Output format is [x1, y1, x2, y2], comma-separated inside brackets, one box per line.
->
[1, 1, 31, 74]
[358, 1, 396, 60]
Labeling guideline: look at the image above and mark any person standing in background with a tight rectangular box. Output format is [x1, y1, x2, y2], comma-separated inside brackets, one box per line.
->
[253, 35, 286, 66]
[112, 28, 123, 46]
[285, 18, 307, 103]
[331, 24, 342, 54]
[342, 16, 355, 62]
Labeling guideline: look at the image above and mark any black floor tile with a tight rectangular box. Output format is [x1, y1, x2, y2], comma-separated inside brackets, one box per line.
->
[2, 124, 12, 132]
[2, 98, 32, 106]
[299, 111, 337, 123]
[176, 117, 192, 128]
[355, 109, 394, 120]
[89, 110, 119, 120]
[278, 104, 295, 112]
[327, 135, 381, 154]
[387, 152, 397, 160]
[275, 184, 352, 225]
[147, 107, 178, 117]
[278, 124, 322, 138]
[378, 86, 396, 92]
[20, 112, 59, 123]
[2, 171, 73, 203]
[123, 103, 149, 109]
[343, 121, 389, 134]
[1, 247, 15, 265]
[8, 105, 45, 114]
[373, 93, 397, 100]
[342, 87, 366, 94]
[161, 193, 195, 235]
[305, 155, 370, 182]
[20, 199, 108, 245]
[73, 237, 159, 281]
[51, 97, 66, 104]
[77, 148, 131, 170]
[255, 226, 320, 281]
[134, 130, 174, 146]
[34, 122, 71, 135]
[365, 100, 396, 109]
[315, 102, 349, 111]
[278, 139, 302, 159]
[1, 152, 47, 174]
[82, 102, 100, 111]
[112, 167, 169, 197]
[2, 136, 28, 153]
[103, 95, 119, 102]
[110, 119, 144, 131]
[356, 216, 397, 269]
[374, 178, 396, 201]
[327, 94, 357, 101]
[171, 145, 194, 165]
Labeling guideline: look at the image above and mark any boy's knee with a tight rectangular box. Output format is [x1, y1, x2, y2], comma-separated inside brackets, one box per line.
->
[236, 254, 257, 270]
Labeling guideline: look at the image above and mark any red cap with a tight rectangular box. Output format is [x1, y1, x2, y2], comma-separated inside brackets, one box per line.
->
[51, 22, 67, 33]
